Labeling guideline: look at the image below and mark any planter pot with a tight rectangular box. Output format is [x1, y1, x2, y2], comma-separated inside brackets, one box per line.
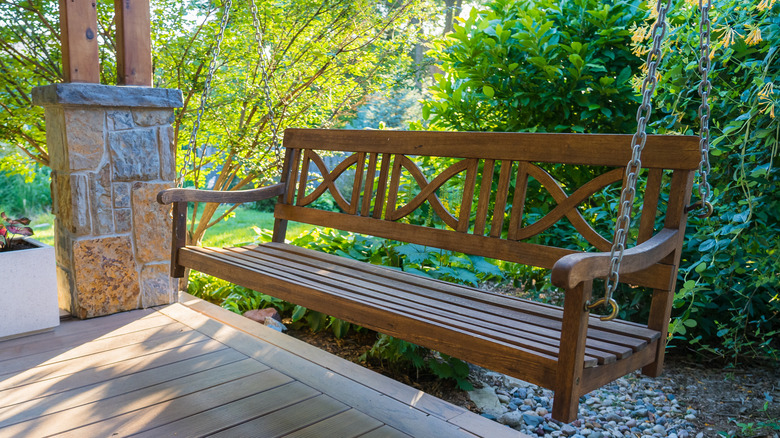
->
[0, 237, 60, 340]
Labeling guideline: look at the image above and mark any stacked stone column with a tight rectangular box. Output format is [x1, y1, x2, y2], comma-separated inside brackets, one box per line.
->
[33, 84, 183, 319]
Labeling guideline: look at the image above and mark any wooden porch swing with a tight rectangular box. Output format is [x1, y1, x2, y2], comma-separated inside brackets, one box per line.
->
[156, 0, 715, 423]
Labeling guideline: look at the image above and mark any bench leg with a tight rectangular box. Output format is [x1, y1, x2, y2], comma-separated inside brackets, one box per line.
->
[642, 288, 674, 377]
[552, 281, 592, 423]
[170, 201, 187, 278]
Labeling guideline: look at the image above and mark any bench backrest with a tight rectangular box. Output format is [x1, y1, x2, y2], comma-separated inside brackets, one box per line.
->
[273, 129, 699, 290]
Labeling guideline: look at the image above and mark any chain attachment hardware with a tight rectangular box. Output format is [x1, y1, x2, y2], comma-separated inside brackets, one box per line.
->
[685, 200, 714, 217]
[695, 0, 713, 218]
[587, 298, 620, 321]
[181, 0, 233, 187]
[595, 0, 674, 321]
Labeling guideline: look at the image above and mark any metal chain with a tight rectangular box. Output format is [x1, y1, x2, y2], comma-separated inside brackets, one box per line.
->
[694, 0, 714, 218]
[180, 0, 233, 186]
[249, 0, 282, 164]
[590, 0, 674, 321]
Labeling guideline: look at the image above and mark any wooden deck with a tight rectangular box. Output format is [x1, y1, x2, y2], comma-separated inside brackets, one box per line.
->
[0, 292, 523, 437]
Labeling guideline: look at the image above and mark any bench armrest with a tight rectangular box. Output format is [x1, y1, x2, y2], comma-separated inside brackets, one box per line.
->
[157, 183, 286, 205]
[551, 228, 680, 290]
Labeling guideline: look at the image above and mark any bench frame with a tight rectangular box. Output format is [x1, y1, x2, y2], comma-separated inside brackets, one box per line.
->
[159, 128, 698, 422]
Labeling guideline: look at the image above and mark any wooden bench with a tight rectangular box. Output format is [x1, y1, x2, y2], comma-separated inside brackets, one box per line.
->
[158, 128, 698, 422]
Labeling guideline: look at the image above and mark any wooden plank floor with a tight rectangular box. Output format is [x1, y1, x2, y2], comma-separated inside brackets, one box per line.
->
[0, 292, 524, 437]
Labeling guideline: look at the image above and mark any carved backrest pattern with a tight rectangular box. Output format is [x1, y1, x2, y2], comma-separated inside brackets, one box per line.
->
[274, 129, 699, 285]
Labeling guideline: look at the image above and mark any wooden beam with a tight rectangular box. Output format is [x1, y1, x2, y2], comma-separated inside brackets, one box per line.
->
[115, 0, 152, 86]
[58, 0, 100, 83]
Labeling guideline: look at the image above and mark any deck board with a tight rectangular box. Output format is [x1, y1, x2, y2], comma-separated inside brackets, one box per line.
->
[0, 295, 525, 438]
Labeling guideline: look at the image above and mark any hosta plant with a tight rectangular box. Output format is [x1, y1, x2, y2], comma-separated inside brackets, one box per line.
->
[0, 212, 34, 251]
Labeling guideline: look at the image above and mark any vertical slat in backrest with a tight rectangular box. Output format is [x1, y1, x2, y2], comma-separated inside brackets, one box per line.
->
[274, 129, 699, 288]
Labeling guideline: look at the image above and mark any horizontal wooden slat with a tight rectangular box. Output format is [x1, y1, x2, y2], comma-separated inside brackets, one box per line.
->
[0, 339, 228, 407]
[0, 349, 248, 428]
[0, 358, 270, 436]
[179, 243, 659, 373]
[264, 243, 660, 344]
[205, 246, 606, 365]
[225, 245, 626, 364]
[275, 204, 676, 290]
[283, 129, 701, 170]
[178, 247, 560, 389]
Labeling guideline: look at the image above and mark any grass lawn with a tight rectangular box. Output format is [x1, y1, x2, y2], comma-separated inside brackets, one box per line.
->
[24, 206, 312, 248]
[30, 211, 55, 246]
[199, 205, 312, 247]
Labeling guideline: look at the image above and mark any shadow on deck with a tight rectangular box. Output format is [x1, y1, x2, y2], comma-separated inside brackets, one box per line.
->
[0, 292, 523, 437]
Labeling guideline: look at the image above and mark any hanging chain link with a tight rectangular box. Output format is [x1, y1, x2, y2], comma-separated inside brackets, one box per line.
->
[249, 0, 282, 164]
[589, 0, 674, 321]
[692, 0, 714, 218]
[180, 0, 233, 186]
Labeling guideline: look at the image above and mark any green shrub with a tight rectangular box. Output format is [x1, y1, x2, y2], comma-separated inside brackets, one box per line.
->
[0, 164, 51, 217]
[650, 0, 779, 361]
[423, 0, 646, 133]
[422, 0, 779, 361]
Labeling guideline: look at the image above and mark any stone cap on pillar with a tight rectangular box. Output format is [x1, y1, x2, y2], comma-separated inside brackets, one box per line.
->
[32, 83, 183, 109]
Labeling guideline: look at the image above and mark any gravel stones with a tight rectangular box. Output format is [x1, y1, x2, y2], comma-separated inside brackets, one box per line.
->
[468, 367, 701, 437]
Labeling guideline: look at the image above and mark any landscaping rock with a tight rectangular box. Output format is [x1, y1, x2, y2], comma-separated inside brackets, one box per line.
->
[468, 385, 505, 416]
[244, 307, 282, 323]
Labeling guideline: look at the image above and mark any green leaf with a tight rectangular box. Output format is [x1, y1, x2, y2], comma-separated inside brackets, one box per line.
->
[291, 305, 307, 322]
[698, 239, 716, 252]
[568, 54, 584, 68]
[306, 311, 327, 332]
[483, 85, 494, 98]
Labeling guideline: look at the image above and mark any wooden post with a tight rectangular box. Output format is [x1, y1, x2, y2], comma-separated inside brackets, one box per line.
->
[58, 0, 101, 83]
[114, 0, 153, 86]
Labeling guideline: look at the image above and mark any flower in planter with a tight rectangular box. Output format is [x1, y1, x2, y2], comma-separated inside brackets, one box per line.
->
[0, 212, 34, 251]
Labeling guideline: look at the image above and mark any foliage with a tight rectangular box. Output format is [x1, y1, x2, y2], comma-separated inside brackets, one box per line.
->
[647, 0, 780, 361]
[0, 0, 119, 168]
[362, 334, 474, 390]
[0, 0, 432, 248]
[422, 0, 779, 361]
[345, 87, 425, 130]
[0, 162, 52, 218]
[0, 212, 34, 251]
[422, 0, 647, 133]
[150, 0, 430, 246]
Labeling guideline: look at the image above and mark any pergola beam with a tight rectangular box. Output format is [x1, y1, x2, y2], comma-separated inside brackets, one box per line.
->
[58, 0, 152, 86]
[58, 0, 100, 83]
[115, 0, 152, 86]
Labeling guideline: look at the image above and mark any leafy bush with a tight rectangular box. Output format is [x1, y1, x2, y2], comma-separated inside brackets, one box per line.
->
[0, 160, 51, 218]
[422, 0, 779, 361]
[649, 0, 779, 361]
[423, 0, 647, 133]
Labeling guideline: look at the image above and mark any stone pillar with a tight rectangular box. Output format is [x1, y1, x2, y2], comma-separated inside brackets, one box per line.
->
[32, 83, 183, 319]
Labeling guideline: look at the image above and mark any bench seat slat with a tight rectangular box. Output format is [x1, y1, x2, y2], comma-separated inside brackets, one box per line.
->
[183, 244, 659, 370]
[213, 246, 618, 365]
[262, 242, 660, 346]
[178, 246, 562, 389]
[194, 246, 602, 366]
[245, 245, 635, 361]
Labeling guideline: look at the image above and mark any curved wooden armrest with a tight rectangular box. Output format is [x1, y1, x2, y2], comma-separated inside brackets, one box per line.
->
[157, 183, 285, 205]
[551, 228, 680, 290]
